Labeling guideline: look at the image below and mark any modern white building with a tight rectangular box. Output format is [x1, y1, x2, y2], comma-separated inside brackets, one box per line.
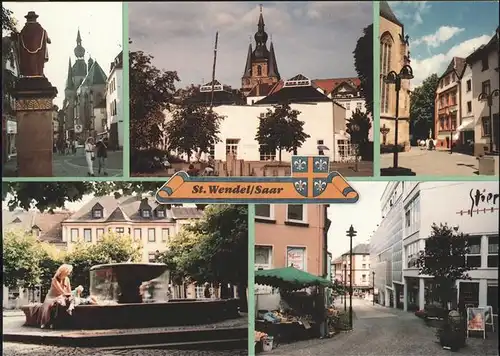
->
[165, 75, 355, 163]
[371, 181, 499, 315]
[466, 28, 499, 156]
[105, 51, 124, 150]
[370, 181, 405, 308]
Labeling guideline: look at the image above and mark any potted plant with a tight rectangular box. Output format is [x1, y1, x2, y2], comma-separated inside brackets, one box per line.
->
[415, 309, 427, 319]
[437, 310, 466, 352]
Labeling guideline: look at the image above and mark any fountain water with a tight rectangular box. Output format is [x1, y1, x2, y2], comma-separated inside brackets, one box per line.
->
[90, 262, 170, 304]
[21, 262, 241, 329]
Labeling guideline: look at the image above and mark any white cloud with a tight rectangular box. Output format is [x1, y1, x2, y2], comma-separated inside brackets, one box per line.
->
[4, 2, 123, 107]
[410, 34, 491, 88]
[413, 26, 465, 48]
[392, 1, 432, 27]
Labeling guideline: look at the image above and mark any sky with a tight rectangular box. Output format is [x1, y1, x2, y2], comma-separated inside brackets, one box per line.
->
[390, 1, 499, 88]
[129, 2, 372, 89]
[327, 182, 386, 259]
[3, 2, 123, 108]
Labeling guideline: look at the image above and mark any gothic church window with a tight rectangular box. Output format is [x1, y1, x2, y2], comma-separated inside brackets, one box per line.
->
[380, 33, 393, 114]
[257, 65, 262, 76]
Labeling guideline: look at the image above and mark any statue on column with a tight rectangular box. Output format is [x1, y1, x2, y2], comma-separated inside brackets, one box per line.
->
[17, 11, 51, 78]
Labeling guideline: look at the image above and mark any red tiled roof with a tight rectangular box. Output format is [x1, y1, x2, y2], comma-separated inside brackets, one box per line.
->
[312, 78, 361, 95]
[267, 80, 284, 95]
[248, 83, 275, 97]
[266, 78, 360, 97]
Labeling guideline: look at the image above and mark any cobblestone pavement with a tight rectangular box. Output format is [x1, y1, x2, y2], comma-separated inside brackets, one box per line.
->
[381, 148, 499, 176]
[267, 299, 498, 356]
[2, 343, 247, 356]
[3, 314, 247, 337]
[133, 161, 373, 177]
[3, 151, 123, 177]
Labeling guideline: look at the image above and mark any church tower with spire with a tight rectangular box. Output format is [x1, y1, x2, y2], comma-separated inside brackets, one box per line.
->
[241, 6, 280, 96]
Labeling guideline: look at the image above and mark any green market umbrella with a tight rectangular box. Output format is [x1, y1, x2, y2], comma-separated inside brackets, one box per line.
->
[255, 267, 333, 290]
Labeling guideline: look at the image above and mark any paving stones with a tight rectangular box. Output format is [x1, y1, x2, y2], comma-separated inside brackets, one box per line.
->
[2, 151, 123, 177]
[2, 344, 247, 356]
[380, 149, 496, 176]
[266, 299, 498, 356]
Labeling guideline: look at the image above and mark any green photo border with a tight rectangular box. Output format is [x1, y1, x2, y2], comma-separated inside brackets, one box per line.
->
[247, 204, 256, 356]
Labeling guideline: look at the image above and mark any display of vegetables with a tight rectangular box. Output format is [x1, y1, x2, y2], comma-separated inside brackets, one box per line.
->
[255, 331, 268, 341]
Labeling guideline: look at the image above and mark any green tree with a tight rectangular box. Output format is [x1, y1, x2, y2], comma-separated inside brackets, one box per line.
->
[410, 74, 439, 141]
[3, 230, 47, 288]
[66, 232, 142, 290]
[165, 103, 225, 160]
[353, 24, 373, 115]
[2, 7, 17, 33]
[416, 223, 473, 310]
[346, 109, 373, 161]
[157, 205, 248, 310]
[255, 103, 309, 162]
[2, 182, 94, 212]
[129, 47, 179, 150]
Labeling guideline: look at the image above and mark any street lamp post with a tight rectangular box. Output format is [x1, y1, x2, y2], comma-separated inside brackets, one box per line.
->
[372, 271, 375, 306]
[382, 65, 415, 175]
[350, 123, 360, 172]
[346, 225, 357, 329]
[343, 263, 347, 312]
[478, 89, 500, 154]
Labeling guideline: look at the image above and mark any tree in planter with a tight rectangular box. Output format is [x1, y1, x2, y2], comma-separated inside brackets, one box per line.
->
[416, 223, 473, 310]
[410, 74, 439, 142]
[156, 205, 248, 311]
[353, 24, 373, 116]
[129, 45, 179, 168]
[255, 103, 309, 163]
[416, 223, 472, 349]
[346, 109, 372, 162]
[165, 103, 225, 161]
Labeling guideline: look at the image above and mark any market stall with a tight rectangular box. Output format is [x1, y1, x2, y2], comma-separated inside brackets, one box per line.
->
[255, 267, 334, 351]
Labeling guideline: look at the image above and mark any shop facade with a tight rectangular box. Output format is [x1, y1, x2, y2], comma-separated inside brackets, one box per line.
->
[371, 181, 498, 315]
[401, 181, 498, 314]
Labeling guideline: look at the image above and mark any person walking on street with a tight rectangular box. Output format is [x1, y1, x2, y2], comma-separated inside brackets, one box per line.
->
[84, 137, 96, 176]
[96, 138, 108, 176]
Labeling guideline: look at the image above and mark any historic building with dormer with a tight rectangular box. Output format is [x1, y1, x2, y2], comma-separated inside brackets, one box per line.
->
[62, 30, 109, 142]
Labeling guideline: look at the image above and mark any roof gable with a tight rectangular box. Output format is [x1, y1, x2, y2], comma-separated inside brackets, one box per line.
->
[255, 74, 331, 105]
[380, 1, 403, 27]
[106, 207, 129, 222]
[81, 61, 108, 88]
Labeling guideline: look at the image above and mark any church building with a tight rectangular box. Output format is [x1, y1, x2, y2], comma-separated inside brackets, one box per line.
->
[62, 30, 108, 143]
[379, 1, 412, 150]
[241, 6, 281, 98]
[163, 6, 371, 168]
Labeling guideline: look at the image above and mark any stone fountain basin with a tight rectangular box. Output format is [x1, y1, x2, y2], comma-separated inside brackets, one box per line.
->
[22, 298, 241, 330]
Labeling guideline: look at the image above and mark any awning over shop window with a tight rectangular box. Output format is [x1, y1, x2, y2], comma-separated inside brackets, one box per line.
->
[255, 266, 333, 290]
[456, 119, 474, 132]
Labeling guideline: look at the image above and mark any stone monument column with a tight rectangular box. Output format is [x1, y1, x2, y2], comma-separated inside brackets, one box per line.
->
[13, 11, 57, 177]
